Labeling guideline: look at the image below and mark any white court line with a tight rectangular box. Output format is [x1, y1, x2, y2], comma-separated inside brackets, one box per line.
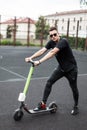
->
[0, 66, 26, 79]
[0, 74, 87, 83]
[0, 77, 49, 83]
[78, 74, 87, 76]
[0, 66, 87, 82]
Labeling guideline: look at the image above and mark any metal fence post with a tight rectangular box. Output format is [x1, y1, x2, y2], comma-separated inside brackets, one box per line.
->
[75, 20, 79, 49]
[66, 19, 70, 39]
[85, 37, 87, 50]
[0, 15, 1, 45]
[27, 18, 30, 46]
[13, 16, 16, 46]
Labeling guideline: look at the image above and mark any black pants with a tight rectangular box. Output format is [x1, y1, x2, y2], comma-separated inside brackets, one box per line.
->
[42, 66, 79, 106]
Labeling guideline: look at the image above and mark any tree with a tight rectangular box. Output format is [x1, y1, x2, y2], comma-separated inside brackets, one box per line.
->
[6, 25, 12, 38]
[6, 24, 18, 39]
[35, 16, 50, 47]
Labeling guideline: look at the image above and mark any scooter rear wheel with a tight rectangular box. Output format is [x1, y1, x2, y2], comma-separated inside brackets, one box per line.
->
[49, 102, 57, 113]
[13, 109, 24, 121]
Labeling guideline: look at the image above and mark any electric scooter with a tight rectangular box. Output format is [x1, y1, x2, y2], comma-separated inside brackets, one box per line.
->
[13, 60, 57, 121]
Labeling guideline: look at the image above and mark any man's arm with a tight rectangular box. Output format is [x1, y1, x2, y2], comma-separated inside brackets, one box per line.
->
[34, 47, 60, 66]
[25, 47, 47, 62]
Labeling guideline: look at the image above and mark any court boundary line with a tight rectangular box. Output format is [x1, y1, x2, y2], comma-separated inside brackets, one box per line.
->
[0, 66, 26, 79]
[0, 66, 87, 82]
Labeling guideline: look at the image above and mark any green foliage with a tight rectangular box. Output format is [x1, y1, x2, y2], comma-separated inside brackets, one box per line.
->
[6, 25, 12, 38]
[0, 40, 42, 47]
[6, 25, 18, 38]
[68, 37, 76, 48]
[35, 16, 50, 39]
[61, 35, 85, 49]
[78, 37, 85, 49]
[1, 40, 22, 46]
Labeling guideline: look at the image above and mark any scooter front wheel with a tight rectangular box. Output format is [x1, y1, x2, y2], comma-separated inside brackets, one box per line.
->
[49, 102, 57, 113]
[13, 109, 24, 121]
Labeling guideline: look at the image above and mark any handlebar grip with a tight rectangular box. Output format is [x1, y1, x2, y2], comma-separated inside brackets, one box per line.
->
[29, 59, 34, 66]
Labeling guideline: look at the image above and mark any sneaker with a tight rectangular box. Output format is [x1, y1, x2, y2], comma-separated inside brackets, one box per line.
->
[71, 106, 79, 115]
[34, 101, 46, 111]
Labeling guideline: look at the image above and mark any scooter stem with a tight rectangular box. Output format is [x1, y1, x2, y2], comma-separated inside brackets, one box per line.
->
[23, 65, 34, 95]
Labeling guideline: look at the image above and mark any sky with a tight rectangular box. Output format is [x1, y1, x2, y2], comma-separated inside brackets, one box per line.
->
[0, 0, 86, 20]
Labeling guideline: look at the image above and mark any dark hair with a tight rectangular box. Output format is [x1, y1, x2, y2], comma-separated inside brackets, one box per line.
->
[49, 27, 57, 32]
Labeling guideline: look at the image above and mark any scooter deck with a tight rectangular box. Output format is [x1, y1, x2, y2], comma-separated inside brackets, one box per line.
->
[29, 107, 54, 114]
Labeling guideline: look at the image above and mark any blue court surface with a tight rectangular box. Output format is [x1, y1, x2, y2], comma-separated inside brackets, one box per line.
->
[0, 46, 87, 130]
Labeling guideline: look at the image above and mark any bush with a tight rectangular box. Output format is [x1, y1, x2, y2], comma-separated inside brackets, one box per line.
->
[1, 40, 22, 46]
[1, 40, 12, 45]
[61, 35, 85, 49]
[1, 39, 42, 47]
[78, 37, 85, 49]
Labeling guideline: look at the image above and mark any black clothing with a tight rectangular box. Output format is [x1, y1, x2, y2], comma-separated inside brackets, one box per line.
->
[43, 38, 79, 106]
[45, 38, 77, 72]
[42, 66, 79, 106]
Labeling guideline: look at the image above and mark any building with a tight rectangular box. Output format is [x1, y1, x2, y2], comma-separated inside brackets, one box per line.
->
[44, 9, 87, 38]
[1, 17, 36, 40]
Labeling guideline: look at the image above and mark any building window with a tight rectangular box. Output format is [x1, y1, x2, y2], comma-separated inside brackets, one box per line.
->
[62, 18, 64, 23]
[79, 26, 82, 30]
[57, 19, 59, 21]
[73, 17, 76, 22]
[62, 26, 64, 30]
[47, 19, 49, 23]
[86, 26, 87, 30]
[80, 17, 82, 22]
[68, 18, 70, 21]
[73, 26, 75, 30]
[52, 19, 54, 23]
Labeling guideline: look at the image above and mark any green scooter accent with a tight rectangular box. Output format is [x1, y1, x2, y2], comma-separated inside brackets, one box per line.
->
[23, 64, 34, 96]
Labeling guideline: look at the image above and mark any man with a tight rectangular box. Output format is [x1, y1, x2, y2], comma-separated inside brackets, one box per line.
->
[25, 27, 79, 115]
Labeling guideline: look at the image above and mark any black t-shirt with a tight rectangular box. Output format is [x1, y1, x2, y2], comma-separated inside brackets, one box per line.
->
[45, 38, 77, 72]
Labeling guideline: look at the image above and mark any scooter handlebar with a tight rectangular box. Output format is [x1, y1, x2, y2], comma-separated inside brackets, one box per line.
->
[29, 59, 35, 66]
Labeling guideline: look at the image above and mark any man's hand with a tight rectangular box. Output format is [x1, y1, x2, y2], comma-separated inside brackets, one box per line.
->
[33, 60, 41, 66]
[25, 58, 41, 66]
[25, 57, 32, 62]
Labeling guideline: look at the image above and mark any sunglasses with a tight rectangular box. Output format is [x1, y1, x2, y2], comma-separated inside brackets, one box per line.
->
[50, 33, 57, 38]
